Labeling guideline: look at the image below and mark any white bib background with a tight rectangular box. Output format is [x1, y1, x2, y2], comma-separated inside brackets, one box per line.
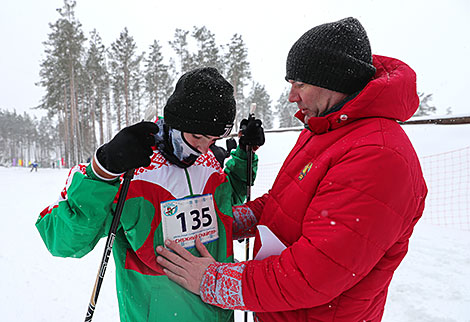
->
[160, 194, 219, 249]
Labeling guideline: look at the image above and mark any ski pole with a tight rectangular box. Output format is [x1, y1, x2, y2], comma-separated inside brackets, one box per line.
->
[244, 103, 256, 322]
[84, 168, 134, 322]
[243, 103, 257, 261]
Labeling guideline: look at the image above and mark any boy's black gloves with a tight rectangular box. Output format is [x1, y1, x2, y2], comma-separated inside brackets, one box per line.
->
[239, 118, 265, 151]
[210, 144, 228, 168]
[96, 121, 158, 174]
[210, 138, 238, 168]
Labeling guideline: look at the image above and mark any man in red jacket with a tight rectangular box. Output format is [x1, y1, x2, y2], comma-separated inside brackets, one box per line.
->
[156, 17, 427, 322]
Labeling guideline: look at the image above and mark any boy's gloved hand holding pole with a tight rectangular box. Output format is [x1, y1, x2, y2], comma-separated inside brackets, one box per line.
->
[93, 121, 159, 179]
[239, 117, 265, 152]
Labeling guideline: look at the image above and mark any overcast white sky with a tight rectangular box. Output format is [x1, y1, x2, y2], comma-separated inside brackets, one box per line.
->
[1, 0, 469, 119]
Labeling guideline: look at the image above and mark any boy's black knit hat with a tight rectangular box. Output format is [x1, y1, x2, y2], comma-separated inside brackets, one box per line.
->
[164, 67, 236, 137]
[286, 17, 376, 94]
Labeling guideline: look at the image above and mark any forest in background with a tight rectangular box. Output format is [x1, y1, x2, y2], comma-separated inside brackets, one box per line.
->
[0, 0, 440, 168]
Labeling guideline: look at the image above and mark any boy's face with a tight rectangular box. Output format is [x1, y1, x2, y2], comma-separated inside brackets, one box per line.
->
[183, 133, 221, 154]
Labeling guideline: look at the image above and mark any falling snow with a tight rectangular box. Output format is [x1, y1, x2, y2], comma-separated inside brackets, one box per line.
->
[2, 124, 470, 321]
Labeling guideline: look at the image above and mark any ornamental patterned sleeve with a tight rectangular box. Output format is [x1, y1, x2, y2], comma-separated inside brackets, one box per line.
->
[232, 205, 258, 240]
[199, 262, 247, 311]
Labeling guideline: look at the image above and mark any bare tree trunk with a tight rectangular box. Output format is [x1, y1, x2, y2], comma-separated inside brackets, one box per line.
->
[90, 87, 97, 152]
[76, 86, 83, 163]
[98, 87, 104, 146]
[106, 90, 112, 141]
[116, 100, 122, 131]
[63, 86, 70, 167]
[155, 75, 159, 120]
[124, 68, 130, 127]
[69, 63, 78, 165]
[232, 75, 239, 131]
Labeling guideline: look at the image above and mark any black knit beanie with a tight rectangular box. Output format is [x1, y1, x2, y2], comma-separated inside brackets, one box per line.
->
[286, 17, 376, 94]
[164, 67, 236, 137]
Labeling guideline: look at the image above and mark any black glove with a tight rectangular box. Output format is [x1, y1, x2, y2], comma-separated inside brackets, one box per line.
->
[210, 144, 228, 168]
[239, 117, 265, 151]
[210, 138, 238, 168]
[97, 121, 158, 173]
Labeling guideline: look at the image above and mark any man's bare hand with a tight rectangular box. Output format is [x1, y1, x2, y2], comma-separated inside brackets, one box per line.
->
[156, 238, 215, 295]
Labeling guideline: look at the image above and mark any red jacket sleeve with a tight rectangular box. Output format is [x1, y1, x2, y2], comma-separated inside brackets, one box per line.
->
[245, 192, 270, 222]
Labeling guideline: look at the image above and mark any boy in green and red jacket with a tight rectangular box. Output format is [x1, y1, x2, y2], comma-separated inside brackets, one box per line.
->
[36, 67, 265, 322]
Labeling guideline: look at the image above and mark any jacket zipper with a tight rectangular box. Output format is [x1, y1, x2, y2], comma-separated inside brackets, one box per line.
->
[183, 168, 195, 196]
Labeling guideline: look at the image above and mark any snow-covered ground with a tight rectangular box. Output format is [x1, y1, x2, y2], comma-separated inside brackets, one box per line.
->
[1, 123, 469, 322]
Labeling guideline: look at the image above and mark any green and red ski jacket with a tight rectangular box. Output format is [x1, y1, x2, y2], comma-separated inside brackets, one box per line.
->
[36, 146, 257, 322]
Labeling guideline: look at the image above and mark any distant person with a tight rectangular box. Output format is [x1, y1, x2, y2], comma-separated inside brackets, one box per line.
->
[36, 67, 265, 321]
[30, 161, 38, 172]
[156, 17, 427, 322]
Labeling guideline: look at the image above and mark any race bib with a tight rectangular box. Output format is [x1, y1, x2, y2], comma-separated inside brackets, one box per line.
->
[160, 194, 219, 249]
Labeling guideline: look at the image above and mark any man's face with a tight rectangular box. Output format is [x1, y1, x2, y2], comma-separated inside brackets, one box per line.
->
[288, 80, 347, 123]
[183, 133, 221, 154]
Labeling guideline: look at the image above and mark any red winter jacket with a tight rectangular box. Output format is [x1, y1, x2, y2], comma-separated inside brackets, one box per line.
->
[243, 55, 427, 321]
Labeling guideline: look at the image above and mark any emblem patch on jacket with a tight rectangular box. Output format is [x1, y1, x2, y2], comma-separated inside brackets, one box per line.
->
[298, 162, 313, 181]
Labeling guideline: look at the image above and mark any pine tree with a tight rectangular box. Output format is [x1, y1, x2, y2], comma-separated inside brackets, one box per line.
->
[37, 116, 59, 164]
[109, 28, 143, 129]
[169, 28, 195, 74]
[85, 30, 109, 147]
[247, 82, 274, 129]
[22, 113, 38, 164]
[131, 66, 145, 124]
[37, 0, 86, 166]
[277, 87, 301, 128]
[224, 34, 251, 129]
[109, 59, 124, 130]
[103, 68, 113, 142]
[192, 26, 224, 73]
[0, 109, 18, 165]
[144, 40, 174, 120]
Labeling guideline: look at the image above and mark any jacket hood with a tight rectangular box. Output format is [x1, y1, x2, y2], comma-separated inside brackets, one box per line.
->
[295, 55, 419, 134]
